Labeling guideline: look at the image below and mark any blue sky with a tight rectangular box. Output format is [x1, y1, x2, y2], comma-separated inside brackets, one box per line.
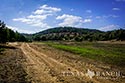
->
[0, 0, 125, 33]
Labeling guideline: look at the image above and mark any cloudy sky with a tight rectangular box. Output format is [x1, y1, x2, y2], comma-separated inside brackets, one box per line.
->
[0, 0, 125, 33]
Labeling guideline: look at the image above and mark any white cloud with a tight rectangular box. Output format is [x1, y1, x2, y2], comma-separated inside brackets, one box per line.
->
[7, 25, 50, 33]
[27, 15, 48, 19]
[13, 18, 31, 23]
[33, 4, 61, 14]
[13, 17, 51, 28]
[56, 14, 83, 27]
[103, 15, 119, 18]
[14, 18, 39, 26]
[7, 25, 35, 33]
[12, 4, 85, 33]
[13, 4, 61, 29]
[111, 15, 119, 18]
[96, 16, 101, 19]
[112, 8, 120, 10]
[86, 10, 92, 13]
[83, 19, 92, 23]
[33, 9, 45, 14]
[31, 22, 50, 28]
[95, 15, 119, 19]
[40, 5, 61, 11]
[99, 25, 120, 31]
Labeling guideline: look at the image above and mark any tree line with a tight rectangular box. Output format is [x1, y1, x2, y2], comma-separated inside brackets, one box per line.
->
[0, 20, 27, 43]
[33, 27, 125, 42]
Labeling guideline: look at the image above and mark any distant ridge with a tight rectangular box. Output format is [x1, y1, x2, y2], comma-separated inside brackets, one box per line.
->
[23, 27, 125, 41]
[34, 27, 102, 35]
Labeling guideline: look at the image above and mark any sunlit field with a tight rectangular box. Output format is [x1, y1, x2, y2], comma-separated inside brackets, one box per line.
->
[45, 41, 125, 66]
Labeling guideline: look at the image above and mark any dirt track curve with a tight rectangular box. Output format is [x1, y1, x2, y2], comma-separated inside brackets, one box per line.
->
[19, 43, 124, 83]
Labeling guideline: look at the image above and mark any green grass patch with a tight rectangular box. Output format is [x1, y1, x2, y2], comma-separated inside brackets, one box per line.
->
[45, 42, 125, 66]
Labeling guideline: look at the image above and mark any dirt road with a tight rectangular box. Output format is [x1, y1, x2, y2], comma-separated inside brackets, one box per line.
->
[19, 43, 125, 83]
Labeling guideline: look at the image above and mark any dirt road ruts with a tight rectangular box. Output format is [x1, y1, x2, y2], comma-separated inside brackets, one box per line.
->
[20, 43, 123, 83]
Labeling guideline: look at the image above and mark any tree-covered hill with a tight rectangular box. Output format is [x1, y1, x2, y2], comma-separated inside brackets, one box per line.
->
[35, 27, 102, 35]
[32, 27, 125, 41]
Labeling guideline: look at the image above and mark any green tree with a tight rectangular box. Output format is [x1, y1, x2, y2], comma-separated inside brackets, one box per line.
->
[0, 21, 6, 43]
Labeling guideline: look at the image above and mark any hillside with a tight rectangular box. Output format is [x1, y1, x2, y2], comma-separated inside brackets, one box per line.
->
[32, 27, 102, 41]
[35, 27, 102, 35]
[28, 27, 125, 41]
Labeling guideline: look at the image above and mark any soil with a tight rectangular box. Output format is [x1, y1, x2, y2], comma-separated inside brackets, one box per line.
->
[0, 42, 125, 83]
